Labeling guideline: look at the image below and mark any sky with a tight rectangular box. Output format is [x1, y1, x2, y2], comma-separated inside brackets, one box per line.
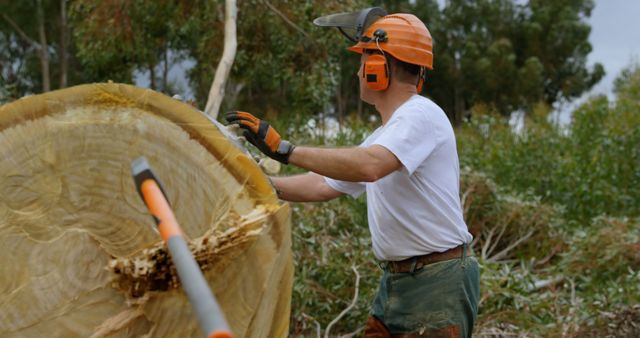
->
[585, 0, 640, 97]
[141, 0, 640, 115]
[547, 0, 640, 125]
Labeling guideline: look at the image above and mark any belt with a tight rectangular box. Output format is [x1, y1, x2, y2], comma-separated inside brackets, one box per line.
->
[385, 245, 471, 273]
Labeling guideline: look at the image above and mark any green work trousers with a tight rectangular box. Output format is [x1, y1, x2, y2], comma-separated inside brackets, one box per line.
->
[371, 253, 480, 337]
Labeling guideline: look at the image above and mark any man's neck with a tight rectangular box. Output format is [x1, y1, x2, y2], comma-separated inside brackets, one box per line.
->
[375, 84, 417, 125]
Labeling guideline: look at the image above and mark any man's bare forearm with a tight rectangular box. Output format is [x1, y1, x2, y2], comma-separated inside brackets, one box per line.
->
[270, 173, 343, 202]
[288, 145, 398, 182]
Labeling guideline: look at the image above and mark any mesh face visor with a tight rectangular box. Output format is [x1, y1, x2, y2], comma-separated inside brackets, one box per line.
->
[313, 7, 387, 42]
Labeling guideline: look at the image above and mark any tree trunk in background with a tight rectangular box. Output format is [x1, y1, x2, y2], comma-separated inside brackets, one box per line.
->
[162, 47, 169, 92]
[454, 84, 464, 126]
[36, 0, 50, 92]
[357, 94, 362, 121]
[149, 62, 156, 90]
[204, 0, 237, 119]
[336, 81, 343, 129]
[59, 0, 68, 88]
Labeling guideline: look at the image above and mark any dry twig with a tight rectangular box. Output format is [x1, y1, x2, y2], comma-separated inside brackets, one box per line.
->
[324, 265, 361, 338]
[301, 313, 321, 338]
[488, 229, 535, 263]
[262, 0, 312, 40]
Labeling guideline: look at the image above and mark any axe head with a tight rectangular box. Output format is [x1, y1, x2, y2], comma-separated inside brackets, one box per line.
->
[131, 156, 170, 208]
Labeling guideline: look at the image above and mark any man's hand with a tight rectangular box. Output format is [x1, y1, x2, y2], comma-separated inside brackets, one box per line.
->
[225, 111, 295, 164]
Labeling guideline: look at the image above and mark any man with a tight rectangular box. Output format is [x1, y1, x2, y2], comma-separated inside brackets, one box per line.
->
[225, 9, 479, 338]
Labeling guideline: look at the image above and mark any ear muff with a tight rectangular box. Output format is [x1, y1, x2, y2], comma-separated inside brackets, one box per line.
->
[364, 54, 389, 91]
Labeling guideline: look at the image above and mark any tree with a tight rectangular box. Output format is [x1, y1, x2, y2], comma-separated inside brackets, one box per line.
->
[69, 0, 185, 89]
[68, 0, 368, 119]
[1, 0, 56, 94]
[1, 0, 89, 98]
[181, 0, 368, 118]
[4, 0, 605, 128]
[204, 0, 237, 119]
[412, 0, 604, 125]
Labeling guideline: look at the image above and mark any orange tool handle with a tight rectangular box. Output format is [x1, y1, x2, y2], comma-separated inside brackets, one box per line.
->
[131, 157, 233, 338]
[209, 331, 234, 338]
[140, 179, 183, 242]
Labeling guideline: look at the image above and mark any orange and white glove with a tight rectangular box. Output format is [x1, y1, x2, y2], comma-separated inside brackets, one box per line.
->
[225, 111, 295, 164]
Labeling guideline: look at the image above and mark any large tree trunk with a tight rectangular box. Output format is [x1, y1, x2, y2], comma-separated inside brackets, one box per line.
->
[36, 0, 51, 92]
[59, 0, 68, 88]
[0, 83, 293, 338]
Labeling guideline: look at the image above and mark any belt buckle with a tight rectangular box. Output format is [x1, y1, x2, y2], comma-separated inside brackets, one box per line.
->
[389, 261, 398, 273]
[387, 261, 400, 273]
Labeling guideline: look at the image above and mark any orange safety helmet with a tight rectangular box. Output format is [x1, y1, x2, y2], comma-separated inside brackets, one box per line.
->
[314, 9, 433, 92]
[347, 13, 434, 70]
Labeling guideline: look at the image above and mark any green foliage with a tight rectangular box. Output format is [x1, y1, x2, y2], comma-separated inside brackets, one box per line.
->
[3, 0, 605, 126]
[457, 65, 640, 222]
[69, 0, 186, 87]
[477, 215, 640, 336]
[278, 120, 373, 336]
[0, 30, 33, 100]
[181, 0, 368, 116]
[460, 169, 564, 263]
[289, 196, 377, 336]
[1, 0, 59, 94]
[66, 0, 370, 116]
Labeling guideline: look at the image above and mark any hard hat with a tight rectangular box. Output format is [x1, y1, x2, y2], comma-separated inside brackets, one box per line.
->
[347, 13, 433, 70]
[314, 8, 433, 92]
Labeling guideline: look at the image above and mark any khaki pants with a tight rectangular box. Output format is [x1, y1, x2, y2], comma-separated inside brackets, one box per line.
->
[365, 256, 480, 338]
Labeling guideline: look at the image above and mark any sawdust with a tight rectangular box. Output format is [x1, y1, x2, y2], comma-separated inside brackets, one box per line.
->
[109, 208, 272, 298]
[89, 88, 137, 108]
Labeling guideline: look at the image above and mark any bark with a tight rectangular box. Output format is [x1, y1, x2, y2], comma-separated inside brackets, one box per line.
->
[452, 52, 464, 126]
[59, 0, 68, 88]
[162, 46, 169, 92]
[336, 83, 344, 129]
[1, 14, 38, 47]
[148, 62, 156, 90]
[454, 83, 464, 126]
[204, 0, 237, 118]
[37, 0, 51, 92]
[2, 9, 51, 93]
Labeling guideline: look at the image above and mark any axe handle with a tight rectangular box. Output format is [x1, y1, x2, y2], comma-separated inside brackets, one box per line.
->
[138, 178, 233, 338]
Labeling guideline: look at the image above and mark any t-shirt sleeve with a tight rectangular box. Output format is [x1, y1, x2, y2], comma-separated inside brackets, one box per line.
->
[372, 109, 437, 175]
[323, 176, 366, 198]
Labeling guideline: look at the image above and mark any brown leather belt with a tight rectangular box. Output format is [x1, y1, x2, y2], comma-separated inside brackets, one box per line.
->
[386, 245, 470, 273]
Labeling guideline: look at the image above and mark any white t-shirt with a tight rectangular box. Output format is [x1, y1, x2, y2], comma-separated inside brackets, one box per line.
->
[324, 95, 473, 261]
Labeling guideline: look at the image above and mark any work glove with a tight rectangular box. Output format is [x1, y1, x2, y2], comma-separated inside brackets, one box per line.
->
[225, 111, 295, 164]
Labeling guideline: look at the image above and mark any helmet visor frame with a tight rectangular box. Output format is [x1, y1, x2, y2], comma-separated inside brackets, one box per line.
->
[313, 7, 387, 42]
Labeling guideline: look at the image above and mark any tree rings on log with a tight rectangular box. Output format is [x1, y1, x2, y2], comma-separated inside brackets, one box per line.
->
[0, 83, 292, 338]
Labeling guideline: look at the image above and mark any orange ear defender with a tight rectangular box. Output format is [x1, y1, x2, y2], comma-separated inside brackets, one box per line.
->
[364, 54, 389, 91]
